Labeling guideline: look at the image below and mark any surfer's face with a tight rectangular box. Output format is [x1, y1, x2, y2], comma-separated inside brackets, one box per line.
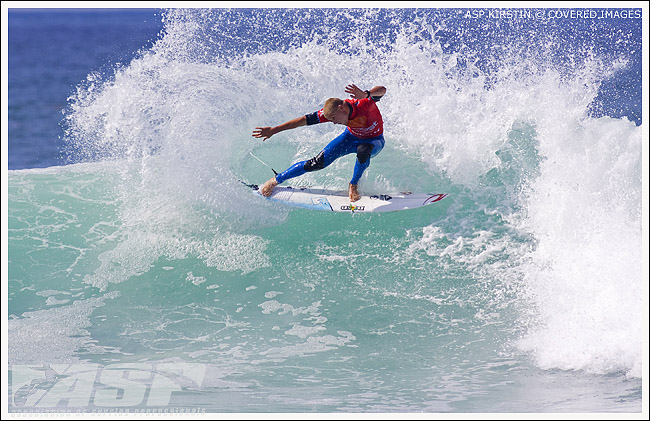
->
[330, 104, 349, 125]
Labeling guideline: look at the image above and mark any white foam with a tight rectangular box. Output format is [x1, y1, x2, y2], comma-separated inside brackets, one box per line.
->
[8, 292, 120, 364]
[285, 324, 327, 339]
[259, 331, 355, 359]
[84, 231, 270, 291]
[516, 116, 643, 378]
[186, 272, 206, 286]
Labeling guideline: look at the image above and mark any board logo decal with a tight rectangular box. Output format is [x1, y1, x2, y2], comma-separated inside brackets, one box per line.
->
[370, 194, 392, 201]
[341, 204, 365, 212]
[423, 194, 447, 205]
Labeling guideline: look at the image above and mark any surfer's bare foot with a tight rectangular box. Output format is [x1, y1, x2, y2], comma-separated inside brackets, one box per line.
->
[260, 177, 278, 197]
[349, 183, 361, 202]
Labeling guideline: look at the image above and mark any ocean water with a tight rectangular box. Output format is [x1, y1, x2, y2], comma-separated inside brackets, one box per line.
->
[5, 7, 646, 414]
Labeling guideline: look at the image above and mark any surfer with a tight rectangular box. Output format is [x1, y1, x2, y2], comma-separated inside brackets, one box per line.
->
[252, 84, 386, 202]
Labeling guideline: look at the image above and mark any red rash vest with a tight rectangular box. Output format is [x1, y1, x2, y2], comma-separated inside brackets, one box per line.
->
[306, 97, 383, 139]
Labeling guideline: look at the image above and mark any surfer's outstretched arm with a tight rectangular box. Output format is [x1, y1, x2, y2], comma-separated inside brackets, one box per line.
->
[252, 116, 307, 141]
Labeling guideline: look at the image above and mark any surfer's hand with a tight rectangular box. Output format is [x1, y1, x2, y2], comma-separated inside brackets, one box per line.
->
[253, 126, 275, 141]
[345, 84, 366, 100]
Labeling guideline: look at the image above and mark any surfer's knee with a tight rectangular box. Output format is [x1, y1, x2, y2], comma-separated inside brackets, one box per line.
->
[303, 151, 325, 172]
[356, 143, 374, 164]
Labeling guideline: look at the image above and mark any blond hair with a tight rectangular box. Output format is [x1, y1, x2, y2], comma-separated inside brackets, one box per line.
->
[323, 98, 343, 120]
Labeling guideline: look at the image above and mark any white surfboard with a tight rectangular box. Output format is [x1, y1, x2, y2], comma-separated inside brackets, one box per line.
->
[250, 184, 447, 213]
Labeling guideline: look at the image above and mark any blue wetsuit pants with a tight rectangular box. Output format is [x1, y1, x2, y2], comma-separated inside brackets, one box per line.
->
[275, 129, 385, 185]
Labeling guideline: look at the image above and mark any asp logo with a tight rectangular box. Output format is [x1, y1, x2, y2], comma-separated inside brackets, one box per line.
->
[9, 363, 206, 409]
